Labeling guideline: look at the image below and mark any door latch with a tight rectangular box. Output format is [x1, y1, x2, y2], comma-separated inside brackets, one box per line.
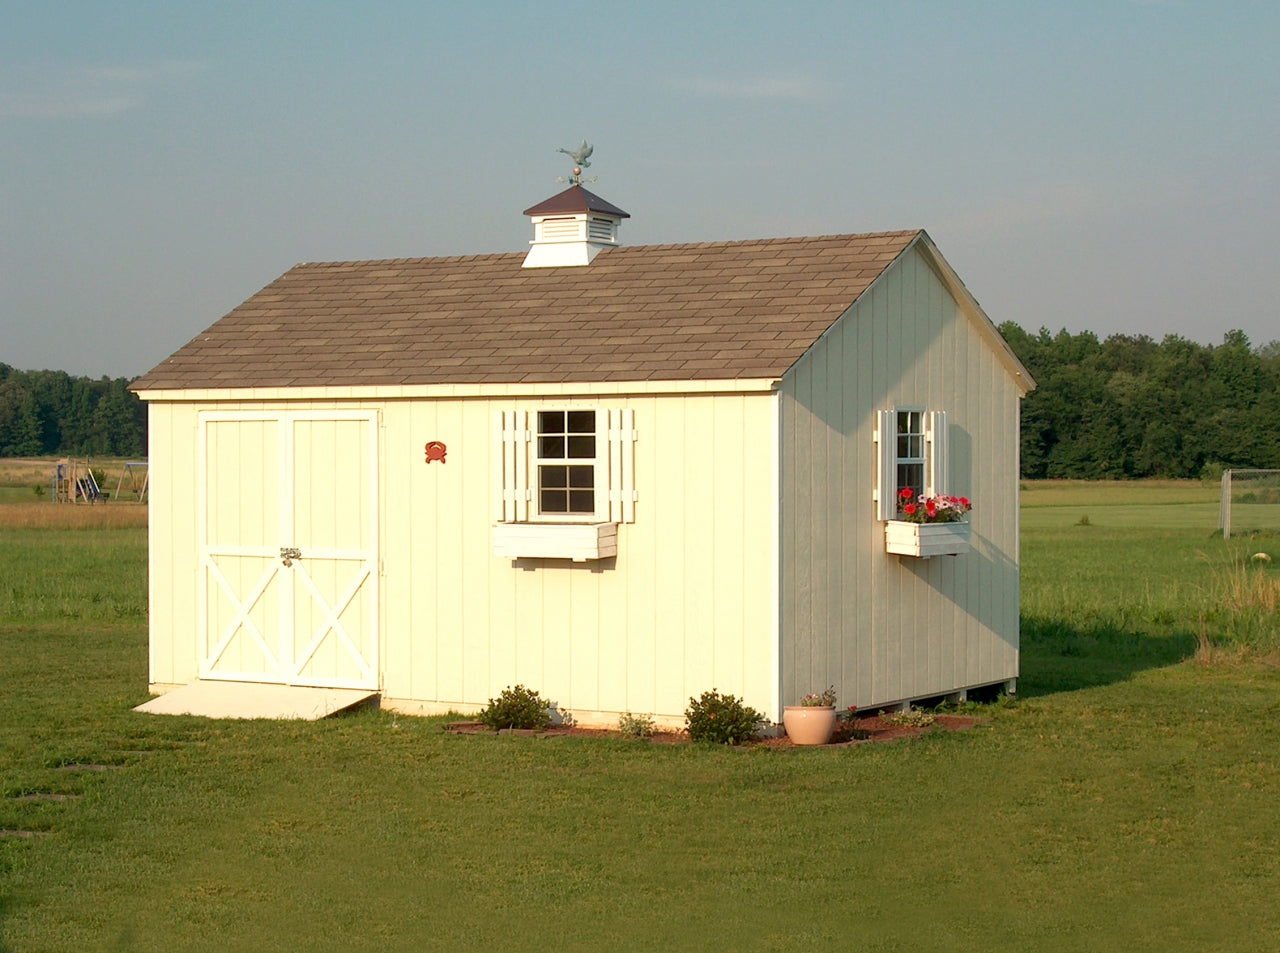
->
[280, 547, 302, 566]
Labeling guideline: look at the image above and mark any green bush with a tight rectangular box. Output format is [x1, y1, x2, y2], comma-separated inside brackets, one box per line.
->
[881, 708, 936, 728]
[618, 711, 655, 739]
[477, 685, 551, 731]
[684, 689, 763, 745]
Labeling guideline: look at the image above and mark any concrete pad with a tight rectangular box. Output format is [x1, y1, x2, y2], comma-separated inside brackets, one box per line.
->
[134, 682, 378, 720]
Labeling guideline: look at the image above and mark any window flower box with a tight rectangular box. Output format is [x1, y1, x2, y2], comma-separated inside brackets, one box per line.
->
[492, 522, 618, 562]
[884, 520, 971, 558]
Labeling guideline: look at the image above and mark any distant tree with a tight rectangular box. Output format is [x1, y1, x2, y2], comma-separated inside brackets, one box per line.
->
[13, 393, 47, 456]
[86, 378, 145, 457]
[0, 368, 147, 459]
[1002, 323, 1280, 479]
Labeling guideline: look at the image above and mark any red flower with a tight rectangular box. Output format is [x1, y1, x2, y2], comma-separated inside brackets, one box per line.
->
[926, 499, 938, 517]
[959, 497, 970, 508]
[899, 487, 914, 500]
[903, 503, 917, 516]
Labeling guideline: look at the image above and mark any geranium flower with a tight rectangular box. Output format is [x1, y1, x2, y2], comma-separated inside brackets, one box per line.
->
[896, 492, 972, 524]
[899, 487, 914, 500]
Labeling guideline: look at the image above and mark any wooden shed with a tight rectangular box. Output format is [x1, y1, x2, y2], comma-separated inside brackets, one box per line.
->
[131, 182, 1034, 725]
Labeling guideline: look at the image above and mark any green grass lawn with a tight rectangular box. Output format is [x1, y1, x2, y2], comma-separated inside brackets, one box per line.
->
[0, 487, 41, 504]
[2, 483, 1279, 952]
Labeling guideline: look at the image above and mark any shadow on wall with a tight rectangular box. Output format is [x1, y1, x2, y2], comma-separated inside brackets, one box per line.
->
[1017, 614, 1197, 699]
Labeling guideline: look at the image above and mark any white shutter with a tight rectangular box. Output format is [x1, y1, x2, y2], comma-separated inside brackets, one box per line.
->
[926, 410, 949, 498]
[875, 409, 896, 521]
[605, 408, 637, 523]
[493, 410, 506, 521]
[495, 410, 531, 522]
[596, 409, 612, 521]
[515, 410, 531, 521]
[620, 408, 636, 523]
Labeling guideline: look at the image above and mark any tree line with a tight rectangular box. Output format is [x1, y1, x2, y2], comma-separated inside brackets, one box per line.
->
[1000, 325, 1280, 479]
[4, 325, 1280, 477]
[0, 365, 146, 458]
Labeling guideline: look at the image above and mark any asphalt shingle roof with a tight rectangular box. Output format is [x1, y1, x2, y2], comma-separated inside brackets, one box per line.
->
[131, 230, 921, 390]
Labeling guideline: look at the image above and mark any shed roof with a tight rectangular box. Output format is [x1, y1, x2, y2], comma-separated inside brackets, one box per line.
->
[132, 229, 1009, 392]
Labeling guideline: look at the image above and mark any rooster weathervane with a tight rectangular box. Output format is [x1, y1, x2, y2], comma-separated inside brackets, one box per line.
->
[556, 139, 597, 186]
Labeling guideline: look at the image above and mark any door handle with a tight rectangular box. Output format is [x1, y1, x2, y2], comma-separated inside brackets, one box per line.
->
[280, 547, 302, 566]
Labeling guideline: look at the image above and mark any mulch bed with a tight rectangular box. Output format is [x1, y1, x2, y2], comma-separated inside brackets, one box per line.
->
[444, 714, 986, 747]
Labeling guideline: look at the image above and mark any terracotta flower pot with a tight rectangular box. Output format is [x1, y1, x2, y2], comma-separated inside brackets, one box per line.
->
[782, 705, 837, 745]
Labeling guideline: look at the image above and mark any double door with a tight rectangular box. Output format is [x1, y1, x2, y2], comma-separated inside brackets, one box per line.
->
[198, 411, 379, 690]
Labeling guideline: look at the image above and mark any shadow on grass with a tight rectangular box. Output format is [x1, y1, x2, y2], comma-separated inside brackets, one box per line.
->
[1018, 613, 1198, 699]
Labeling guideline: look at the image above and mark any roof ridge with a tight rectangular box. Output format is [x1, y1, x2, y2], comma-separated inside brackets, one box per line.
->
[290, 230, 923, 270]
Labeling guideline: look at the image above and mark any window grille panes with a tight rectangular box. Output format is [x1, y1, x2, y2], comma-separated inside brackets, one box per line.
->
[896, 410, 925, 500]
[537, 410, 597, 515]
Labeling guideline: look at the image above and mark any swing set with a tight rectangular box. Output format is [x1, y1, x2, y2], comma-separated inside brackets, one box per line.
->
[50, 459, 148, 504]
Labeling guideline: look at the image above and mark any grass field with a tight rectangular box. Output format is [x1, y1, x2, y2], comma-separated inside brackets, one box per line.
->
[1, 481, 1278, 952]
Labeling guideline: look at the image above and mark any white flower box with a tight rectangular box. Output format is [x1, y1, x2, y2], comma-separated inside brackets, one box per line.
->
[492, 522, 618, 562]
[884, 520, 971, 558]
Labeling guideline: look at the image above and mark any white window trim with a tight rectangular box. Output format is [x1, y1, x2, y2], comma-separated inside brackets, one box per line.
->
[530, 408, 606, 522]
[896, 406, 927, 502]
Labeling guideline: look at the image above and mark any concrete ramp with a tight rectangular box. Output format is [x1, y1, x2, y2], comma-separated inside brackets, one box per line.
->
[134, 682, 378, 720]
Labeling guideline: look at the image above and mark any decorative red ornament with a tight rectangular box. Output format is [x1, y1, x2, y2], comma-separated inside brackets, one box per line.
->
[424, 441, 447, 464]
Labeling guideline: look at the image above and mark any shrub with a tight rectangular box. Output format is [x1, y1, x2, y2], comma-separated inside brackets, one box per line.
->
[477, 685, 551, 731]
[881, 708, 935, 728]
[618, 711, 655, 739]
[684, 689, 763, 745]
[1200, 461, 1225, 485]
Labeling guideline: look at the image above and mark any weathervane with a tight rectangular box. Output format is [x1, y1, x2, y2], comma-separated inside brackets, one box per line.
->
[556, 139, 598, 186]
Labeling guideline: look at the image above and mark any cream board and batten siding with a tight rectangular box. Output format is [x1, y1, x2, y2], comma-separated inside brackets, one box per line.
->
[778, 243, 1023, 710]
[142, 389, 778, 726]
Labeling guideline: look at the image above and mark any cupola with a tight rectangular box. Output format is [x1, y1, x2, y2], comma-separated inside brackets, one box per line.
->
[522, 141, 630, 268]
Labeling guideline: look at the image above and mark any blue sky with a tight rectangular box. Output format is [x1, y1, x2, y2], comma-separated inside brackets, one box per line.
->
[2, 1, 1276, 378]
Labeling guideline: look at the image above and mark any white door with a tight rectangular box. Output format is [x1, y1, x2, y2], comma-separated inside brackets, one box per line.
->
[198, 411, 379, 690]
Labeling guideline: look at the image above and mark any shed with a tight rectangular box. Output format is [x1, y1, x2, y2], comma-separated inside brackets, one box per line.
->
[131, 179, 1034, 726]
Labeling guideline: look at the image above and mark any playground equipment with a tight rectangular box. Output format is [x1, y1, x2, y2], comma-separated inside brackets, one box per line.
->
[52, 459, 102, 503]
[51, 459, 148, 504]
[113, 461, 149, 503]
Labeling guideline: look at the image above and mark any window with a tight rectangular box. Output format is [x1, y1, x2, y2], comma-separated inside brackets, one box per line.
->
[536, 410, 597, 515]
[494, 407, 637, 524]
[875, 408, 950, 521]
[493, 407, 637, 561]
[895, 409, 926, 502]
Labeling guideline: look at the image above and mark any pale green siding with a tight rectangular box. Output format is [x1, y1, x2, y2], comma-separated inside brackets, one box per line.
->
[779, 244, 1022, 709]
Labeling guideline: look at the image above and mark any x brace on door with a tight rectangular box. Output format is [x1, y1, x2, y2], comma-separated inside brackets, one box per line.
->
[290, 562, 375, 683]
[202, 556, 283, 677]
